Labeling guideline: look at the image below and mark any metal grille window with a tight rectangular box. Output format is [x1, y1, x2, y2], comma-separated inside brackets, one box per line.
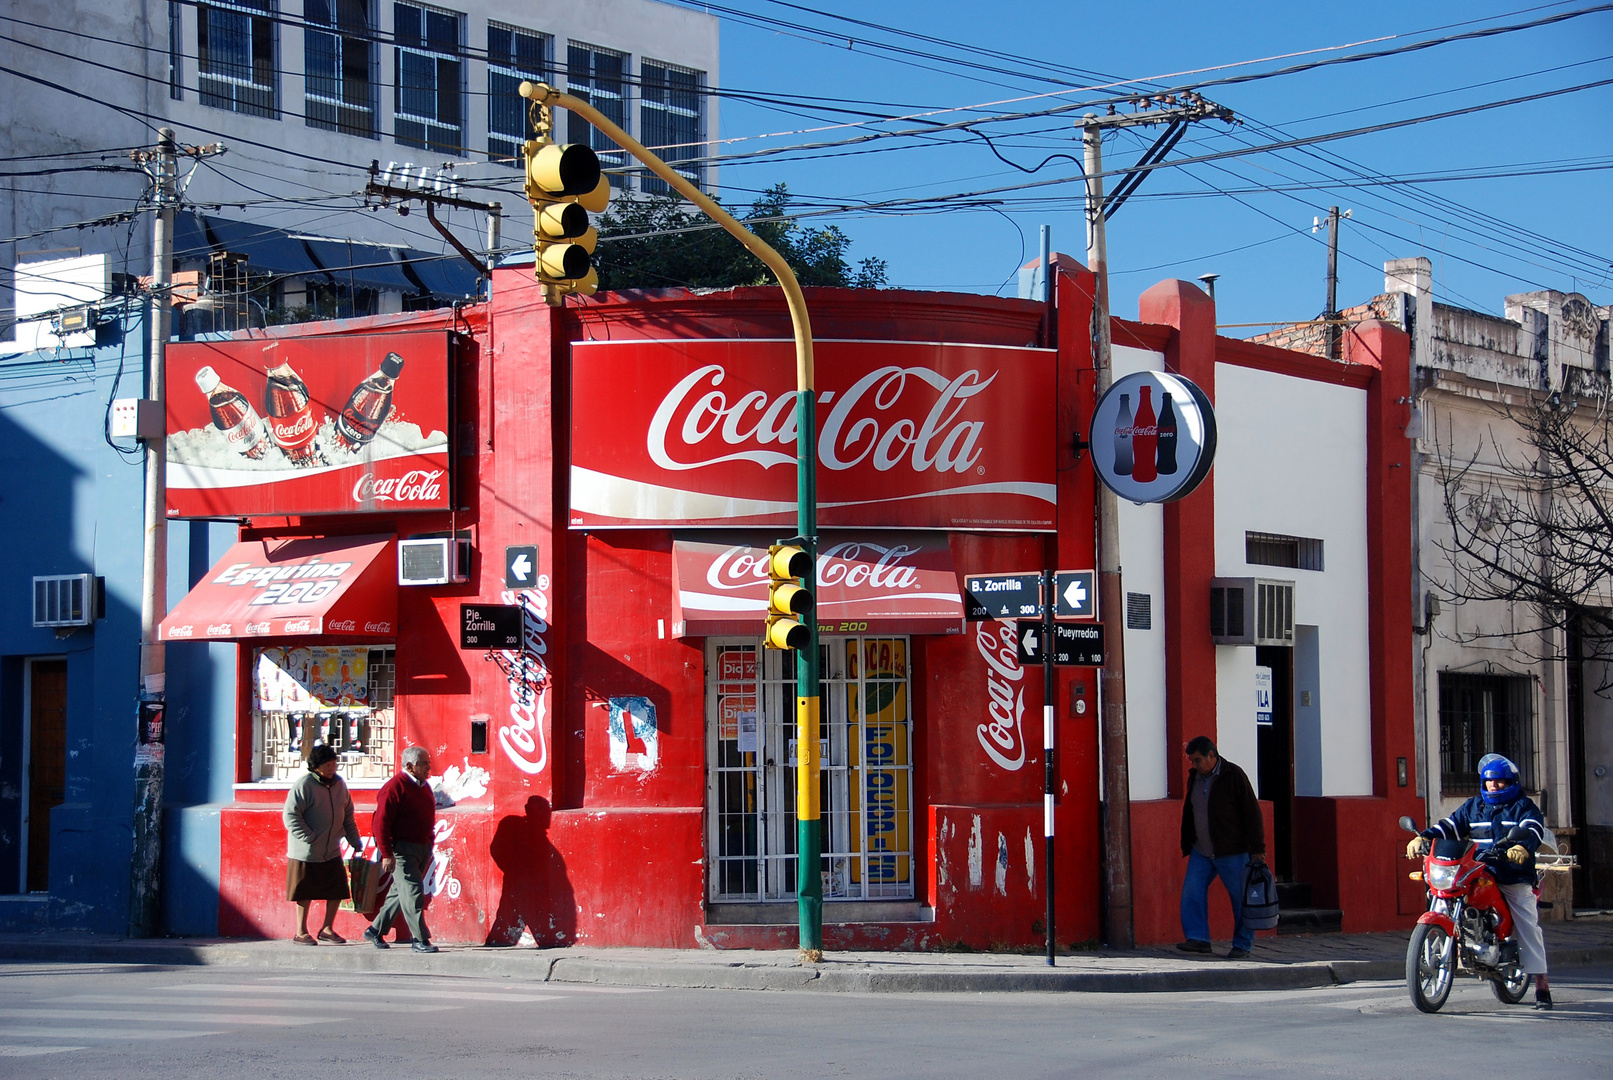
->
[198, 0, 278, 118]
[1437, 672, 1534, 798]
[393, 2, 463, 154]
[1126, 592, 1152, 630]
[566, 43, 628, 175]
[708, 637, 914, 904]
[487, 23, 550, 165]
[640, 60, 704, 194]
[1246, 531, 1325, 572]
[253, 646, 397, 781]
[305, 0, 376, 137]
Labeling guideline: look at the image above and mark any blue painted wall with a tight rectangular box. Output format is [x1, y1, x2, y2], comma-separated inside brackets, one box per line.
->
[0, 309, 235, 934]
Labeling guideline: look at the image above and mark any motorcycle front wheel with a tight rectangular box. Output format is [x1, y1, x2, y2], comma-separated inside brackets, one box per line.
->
[1407, 922, 1455, 1013]
[1491, 959, 1529, 1004]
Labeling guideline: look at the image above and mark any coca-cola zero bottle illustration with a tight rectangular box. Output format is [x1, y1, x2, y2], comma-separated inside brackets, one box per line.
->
[1112, 393, 1134, 476]
[334, 352, 404, 453]
[195, 365, 268, 460]
[1132, 385, 1159, 484]
[1156, 391, 1179, 475]
[263, 361, 323, 467]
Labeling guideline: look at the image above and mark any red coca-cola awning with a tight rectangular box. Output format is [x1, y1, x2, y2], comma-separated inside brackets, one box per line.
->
[671, 532, 965, 637]
[159, 534, 397, 641]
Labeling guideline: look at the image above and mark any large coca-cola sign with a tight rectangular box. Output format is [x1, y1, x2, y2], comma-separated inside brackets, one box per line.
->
[571, 340, 1056, 530]
[165, 331, 455, 518]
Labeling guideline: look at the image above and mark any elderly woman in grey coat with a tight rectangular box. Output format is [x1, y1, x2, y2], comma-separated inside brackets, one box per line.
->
[283, 744, 362, 944]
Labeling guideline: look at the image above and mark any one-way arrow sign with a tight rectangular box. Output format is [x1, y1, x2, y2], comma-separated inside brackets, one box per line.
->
[1017, 620, 1106, 666]
[505, 545, 538, 590]
[1055, 570, 1097, 619]
[1016, 620, 1047, 665]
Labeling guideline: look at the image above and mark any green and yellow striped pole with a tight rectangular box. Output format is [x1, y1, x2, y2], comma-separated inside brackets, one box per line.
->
[518, 82, 822, 960]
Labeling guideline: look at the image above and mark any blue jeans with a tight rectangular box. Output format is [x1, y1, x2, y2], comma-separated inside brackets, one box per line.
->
[1180, 849, 1253, 951]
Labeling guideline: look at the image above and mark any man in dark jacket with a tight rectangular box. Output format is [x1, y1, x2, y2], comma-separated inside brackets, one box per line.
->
[364, 745, 439, 953]
[1178, 735, 1265, 959]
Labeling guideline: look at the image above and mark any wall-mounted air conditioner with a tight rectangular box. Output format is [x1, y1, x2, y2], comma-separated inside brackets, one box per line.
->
[1210, 577, 1294, 647]
[398, 537, 471, 586]
[33, 574, 104, 627]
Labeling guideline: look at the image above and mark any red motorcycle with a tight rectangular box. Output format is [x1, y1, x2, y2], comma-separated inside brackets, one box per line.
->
[1400, 815, 1531, 1013]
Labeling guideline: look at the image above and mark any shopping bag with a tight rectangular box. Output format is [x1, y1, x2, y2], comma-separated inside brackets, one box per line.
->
[1241, 860, 1281, 930]
[347, 856, 382, 917]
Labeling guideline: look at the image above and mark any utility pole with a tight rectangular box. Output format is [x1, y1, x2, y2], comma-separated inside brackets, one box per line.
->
[1315, 207, 1350, 359]
[1082, 95, 1232, 951]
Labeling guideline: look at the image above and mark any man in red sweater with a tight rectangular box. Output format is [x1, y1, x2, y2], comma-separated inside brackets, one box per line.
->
[364, 745, 439, 953]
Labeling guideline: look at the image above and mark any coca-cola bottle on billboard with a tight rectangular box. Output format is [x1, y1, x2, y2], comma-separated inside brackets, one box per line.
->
[1156, 391, 1179, 476]
[1112, 393, 1134, 476]
[334, 352, 404, 453]
[263, 362, 324, 467]
[194, 365, 268, 460]
[1132, 385, 1159, 484]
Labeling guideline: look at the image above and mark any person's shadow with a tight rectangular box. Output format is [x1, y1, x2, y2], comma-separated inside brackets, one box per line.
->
[486, 795, 576, 946]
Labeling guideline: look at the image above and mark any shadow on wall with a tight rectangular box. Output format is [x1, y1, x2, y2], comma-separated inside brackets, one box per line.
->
[486, 795, 576, 946]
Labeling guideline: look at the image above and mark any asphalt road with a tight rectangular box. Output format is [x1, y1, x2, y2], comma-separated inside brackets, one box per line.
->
[1, 960, 1610, 1078]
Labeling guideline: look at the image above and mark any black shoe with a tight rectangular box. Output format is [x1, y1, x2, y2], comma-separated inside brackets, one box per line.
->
[411, 941, 439, 954]
[1176, 939, 1212, 954]
[1535, 989, 1554, 1011]
[1226, 947, 1251, 960]
[363, 925, 389, 950]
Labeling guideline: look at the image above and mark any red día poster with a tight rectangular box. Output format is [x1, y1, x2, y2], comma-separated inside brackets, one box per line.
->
[166, 331, 453, 517]
[570, 339, 1057, 530]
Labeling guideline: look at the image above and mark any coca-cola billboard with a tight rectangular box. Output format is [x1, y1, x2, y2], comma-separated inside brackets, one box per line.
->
[570, 339, 1056, 530]
[165, 331, 454, 517]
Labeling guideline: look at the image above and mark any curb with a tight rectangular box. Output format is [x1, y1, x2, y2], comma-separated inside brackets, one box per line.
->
[2, 937, 1609, 994]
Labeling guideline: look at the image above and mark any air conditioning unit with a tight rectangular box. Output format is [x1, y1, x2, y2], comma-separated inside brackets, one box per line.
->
[1210, 577, 1294, 646]
[398, 537, 471, 586]
[33, 574, 103, 628]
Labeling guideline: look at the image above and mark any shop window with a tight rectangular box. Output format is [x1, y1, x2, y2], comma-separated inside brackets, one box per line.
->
[707, 636, 914, 903]
[487, 23, 550, 165]
[305, 0, 377, 137]
[639, 60, 704, 194]
[393, 2, 464, 154]
[1437, 671, 1533, 798]
[252, 645, 396, 781]
[198, 0, 278, 119]
[565, 42, 628, 176]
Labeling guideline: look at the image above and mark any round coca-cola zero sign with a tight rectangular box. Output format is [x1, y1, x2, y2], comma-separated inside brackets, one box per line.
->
[1088, 371, 1216, 504]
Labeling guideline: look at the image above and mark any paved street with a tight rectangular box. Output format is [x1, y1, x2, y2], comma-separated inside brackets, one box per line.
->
[2, 960, 1609, 1078]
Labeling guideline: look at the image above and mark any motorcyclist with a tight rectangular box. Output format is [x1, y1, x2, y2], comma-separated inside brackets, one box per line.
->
[1406, 754, 1552, 1010]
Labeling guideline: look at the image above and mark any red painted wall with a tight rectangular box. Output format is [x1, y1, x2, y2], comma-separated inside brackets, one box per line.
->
[1129, 797, 1277, 946]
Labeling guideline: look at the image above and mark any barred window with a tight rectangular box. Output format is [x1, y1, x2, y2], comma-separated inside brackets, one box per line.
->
[1437, 672, 1534, 798]
[487, 23, 551, 165]
[566, 43, 628, 175]
[393, 2, 464, 154]
[1246, 531, 1324, 572]
[198, 0, 278, 118]
[168, 1, 183, 100]
[305, 0, 376, 137]
[640, 60, 704, 194]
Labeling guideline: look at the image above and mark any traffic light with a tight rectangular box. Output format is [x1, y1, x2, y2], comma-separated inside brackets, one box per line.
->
[523, 139, 611, 297]
[765, 542, 813, 650]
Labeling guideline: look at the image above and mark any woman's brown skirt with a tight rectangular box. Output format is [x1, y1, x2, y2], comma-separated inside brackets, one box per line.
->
[286, 857, 350, 902]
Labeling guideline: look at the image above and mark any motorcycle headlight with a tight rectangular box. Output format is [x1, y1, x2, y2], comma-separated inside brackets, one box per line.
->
[1426, 863, 1458, 891]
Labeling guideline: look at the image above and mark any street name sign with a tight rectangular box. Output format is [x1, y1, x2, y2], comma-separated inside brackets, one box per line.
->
[460, 604, 522, 650]
[964, 572, 1043, 620]
[1017, 620, 1106, 666]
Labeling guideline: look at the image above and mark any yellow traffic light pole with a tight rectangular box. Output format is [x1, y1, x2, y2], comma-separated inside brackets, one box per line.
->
[517, 82, 825, 959]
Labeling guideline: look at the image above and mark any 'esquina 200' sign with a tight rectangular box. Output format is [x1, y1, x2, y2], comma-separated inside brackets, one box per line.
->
[569, 339, 1057, 532]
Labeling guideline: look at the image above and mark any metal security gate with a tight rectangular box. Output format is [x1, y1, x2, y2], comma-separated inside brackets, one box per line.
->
[707, 636, 914, 904]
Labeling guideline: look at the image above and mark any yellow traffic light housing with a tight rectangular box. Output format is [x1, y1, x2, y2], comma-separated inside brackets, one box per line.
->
[521, 106, 612, 304]
[765, 543, 813, 651]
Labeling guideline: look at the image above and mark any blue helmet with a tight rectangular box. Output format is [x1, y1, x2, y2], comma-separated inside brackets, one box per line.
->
[1478, 754, 1521, 805]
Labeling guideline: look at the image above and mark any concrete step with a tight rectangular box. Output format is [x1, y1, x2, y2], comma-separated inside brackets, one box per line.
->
[1276, 908, 1343, 935]
[1276, 881, 1313, 909]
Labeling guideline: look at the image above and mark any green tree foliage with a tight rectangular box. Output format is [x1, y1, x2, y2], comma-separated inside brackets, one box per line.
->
[593, 183, 887, 292]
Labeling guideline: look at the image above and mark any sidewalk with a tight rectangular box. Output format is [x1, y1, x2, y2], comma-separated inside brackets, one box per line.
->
[2, 920, 1609, 994]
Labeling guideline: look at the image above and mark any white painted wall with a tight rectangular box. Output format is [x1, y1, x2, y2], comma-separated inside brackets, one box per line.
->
[1213, 362, 1373, 796]
[1215, 644, 1258, 778]
[1113, 345, 1169, 800]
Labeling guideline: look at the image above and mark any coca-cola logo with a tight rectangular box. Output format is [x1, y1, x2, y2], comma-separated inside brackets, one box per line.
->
[352, 469, 444, 504]
[168, 624, 194, 638]
[246, 622, 270, 634]
[206, 623, 232, 636]
[282, 618, 315, 633]
[498, 582, 552, 776]
[269, 411, 316, 445]
[327, 619, 357, 632]
[976, 621, 1026, 771]
[703, 540, 923, 592]
[647, 364, 994, 475]
[364, 621, 392, 634]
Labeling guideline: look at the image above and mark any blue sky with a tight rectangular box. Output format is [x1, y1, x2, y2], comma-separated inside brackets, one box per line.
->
[692, 0, 1612, 333]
